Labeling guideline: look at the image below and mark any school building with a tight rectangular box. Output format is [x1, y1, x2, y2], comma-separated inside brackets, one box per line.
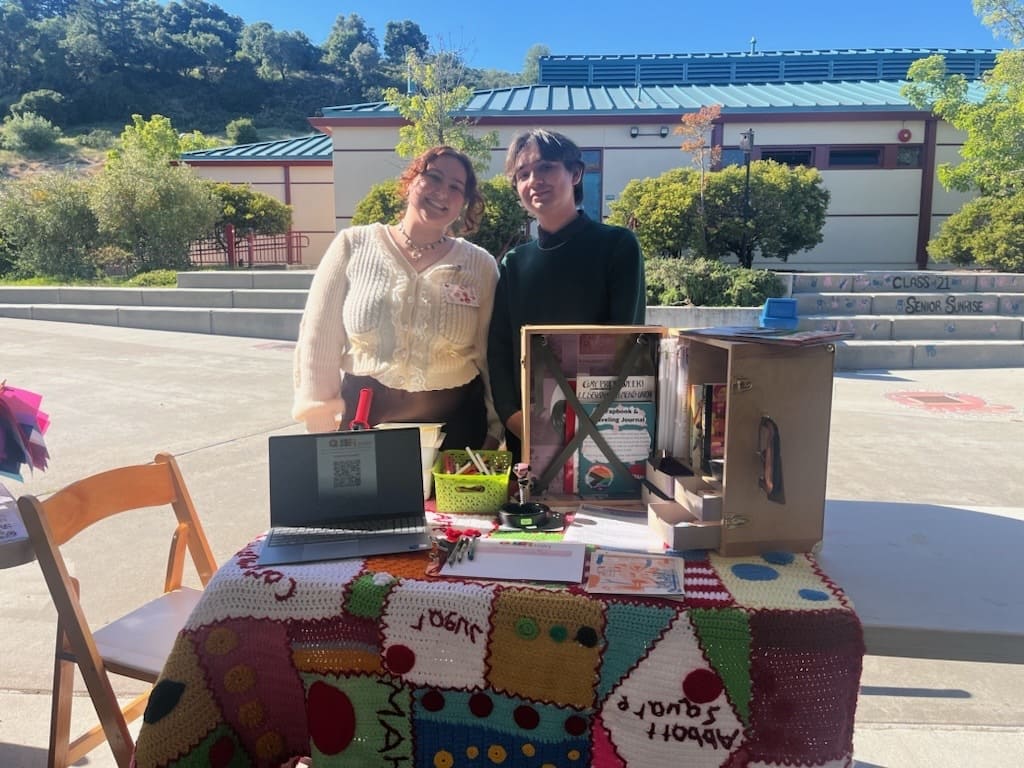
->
[181, 48, 997, 272]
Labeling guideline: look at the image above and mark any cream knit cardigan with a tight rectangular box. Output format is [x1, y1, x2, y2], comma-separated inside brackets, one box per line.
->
[292, 222, 500, 438]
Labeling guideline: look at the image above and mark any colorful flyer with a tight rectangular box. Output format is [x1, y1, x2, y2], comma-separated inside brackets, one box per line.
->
[584, 550, 686, 596]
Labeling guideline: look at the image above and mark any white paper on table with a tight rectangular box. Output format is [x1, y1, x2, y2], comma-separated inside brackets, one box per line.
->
[0, 482, 30, 544]
[440, 539, 586, 583]
[561, 508, 663, 552]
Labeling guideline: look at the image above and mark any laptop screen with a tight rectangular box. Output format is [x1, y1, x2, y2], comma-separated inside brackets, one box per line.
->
[268, 428, 424, 527]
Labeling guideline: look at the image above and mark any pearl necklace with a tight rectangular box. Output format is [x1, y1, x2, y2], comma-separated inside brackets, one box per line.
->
[397, 221, 448, 260]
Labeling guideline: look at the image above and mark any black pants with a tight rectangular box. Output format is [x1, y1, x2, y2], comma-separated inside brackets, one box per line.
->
[341, 374, 488, 450]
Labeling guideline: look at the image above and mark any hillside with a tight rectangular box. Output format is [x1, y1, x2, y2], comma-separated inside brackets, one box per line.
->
[0, 144, 106, 181]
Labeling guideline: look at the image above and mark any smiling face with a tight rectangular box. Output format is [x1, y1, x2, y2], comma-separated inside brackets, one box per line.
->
[406, 154, 468, 231]
[511, 140, 582, 232]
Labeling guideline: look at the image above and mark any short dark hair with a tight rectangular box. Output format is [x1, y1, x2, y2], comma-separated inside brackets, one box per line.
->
[505, 129, 585, 205]
[398, 146, 485, 234]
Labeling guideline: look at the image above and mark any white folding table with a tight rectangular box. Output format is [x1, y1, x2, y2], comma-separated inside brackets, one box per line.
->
[817, 499, 1024, 665]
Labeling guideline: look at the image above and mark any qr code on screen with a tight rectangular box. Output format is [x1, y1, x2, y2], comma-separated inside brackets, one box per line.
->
[332, 459, 361, 489]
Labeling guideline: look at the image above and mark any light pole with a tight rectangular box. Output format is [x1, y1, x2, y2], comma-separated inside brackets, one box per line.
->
[739, 129, 755, 266]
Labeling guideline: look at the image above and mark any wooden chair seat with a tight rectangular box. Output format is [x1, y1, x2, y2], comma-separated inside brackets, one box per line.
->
[92, 587, 204, 679]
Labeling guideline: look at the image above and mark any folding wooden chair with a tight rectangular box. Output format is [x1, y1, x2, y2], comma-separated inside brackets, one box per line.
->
[17, 452, 217, 768]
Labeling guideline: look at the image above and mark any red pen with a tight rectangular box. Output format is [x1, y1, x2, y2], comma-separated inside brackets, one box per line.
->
[349, 387, 373, 430]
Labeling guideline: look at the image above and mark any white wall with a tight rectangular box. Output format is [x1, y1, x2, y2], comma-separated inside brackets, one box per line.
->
[189, 162, 336, 266]
[324, 114, 973, 272]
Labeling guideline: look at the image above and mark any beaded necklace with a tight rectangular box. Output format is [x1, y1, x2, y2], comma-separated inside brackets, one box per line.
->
[397, 220, 448, 260]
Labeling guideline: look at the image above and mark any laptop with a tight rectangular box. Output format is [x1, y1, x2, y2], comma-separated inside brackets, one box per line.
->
[257, 427, 432, 565]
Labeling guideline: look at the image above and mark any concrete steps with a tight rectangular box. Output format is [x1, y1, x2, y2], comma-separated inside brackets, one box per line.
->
[0, 275, 313, 341]
[789, 270, 1024, 369]
[2, 269, 1023, 369]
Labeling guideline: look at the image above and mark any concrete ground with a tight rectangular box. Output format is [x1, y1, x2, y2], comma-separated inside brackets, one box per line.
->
[1, 317, 1022, 767]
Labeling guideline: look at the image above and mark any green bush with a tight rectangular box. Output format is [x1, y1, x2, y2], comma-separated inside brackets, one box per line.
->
[927, 192, 1024, 272]
[646, 257, 784, 306]
[92, 245, 133, 276]
[351, 180, 402, 226]
[1, 111, 62, 152]
[209, 182, 291, 237]
[0, 172, 100, 279]
[473, 177, 529, 257]
[75, 129, 117, 150]
[90, 144, 220, 275]
[126, 269, 179, 286]
[226, 117, 259, 145]
[352, 177, 528, 258]
[10, 89, 65, 124]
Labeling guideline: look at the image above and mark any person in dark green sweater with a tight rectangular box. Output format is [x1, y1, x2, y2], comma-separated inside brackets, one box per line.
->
[487, 129, 647, 460]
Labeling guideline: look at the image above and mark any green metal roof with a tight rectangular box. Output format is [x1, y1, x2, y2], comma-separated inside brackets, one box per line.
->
[181, 132, 332, 161]
[320, 47, 995, 120]
[320, 79, 986, 119]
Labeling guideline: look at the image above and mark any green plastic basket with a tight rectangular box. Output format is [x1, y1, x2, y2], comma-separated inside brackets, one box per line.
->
[432, 450, 512, 514]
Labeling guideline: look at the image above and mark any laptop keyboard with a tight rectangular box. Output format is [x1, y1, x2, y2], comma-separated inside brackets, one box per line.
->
[268, 515, 426, 547]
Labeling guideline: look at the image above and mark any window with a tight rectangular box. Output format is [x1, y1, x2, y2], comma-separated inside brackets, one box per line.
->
[895, 146, 922, 168]
[828, 148, 882, 168]
[719, 148, 747, 168]
[581, 149, 602, 221]
[760, 148, 814, 167]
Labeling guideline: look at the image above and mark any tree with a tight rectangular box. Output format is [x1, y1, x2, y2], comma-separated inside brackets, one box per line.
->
[609, 161, 829, 268]
[91, 143, 220, 274]
[9, 89, 65, 124]
[676, 105, 723, 251]
[382, 49, 498, 173]
[349, 42, 382, 88]
[0, 171, 100, 279]
[208, 181, 292, 243]
[609, 169, 702, 257]
[350, 176, 527, 257]
[521, 44, 550, 84]
[239, 23, 316, 79]
[383, 20, 428, 64]
[900, 5, 1024, 271]
[107, 113, 218, 166]
[702, 161, 829, 268]
[321, 13, 377, 74]
[226, 116, 258, 144]
[472, 177, 530, 257]
[974, 0, 1024, 43]
[903, 52, 1024, 195]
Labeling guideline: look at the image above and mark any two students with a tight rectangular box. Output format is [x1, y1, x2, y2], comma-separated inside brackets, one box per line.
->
[292, 132, 646, 456]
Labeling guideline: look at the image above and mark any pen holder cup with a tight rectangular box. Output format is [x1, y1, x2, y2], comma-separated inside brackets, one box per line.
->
[432, 450, 513, 514]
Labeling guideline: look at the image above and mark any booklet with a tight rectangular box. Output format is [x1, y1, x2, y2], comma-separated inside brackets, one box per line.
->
[583, 549, 687, 596]
[682, 326, 854, 347]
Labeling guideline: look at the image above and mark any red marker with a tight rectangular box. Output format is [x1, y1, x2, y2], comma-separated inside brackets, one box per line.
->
[349, 387, 373, 430]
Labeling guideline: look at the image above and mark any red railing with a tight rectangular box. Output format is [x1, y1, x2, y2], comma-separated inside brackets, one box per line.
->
[190, 224, 309, 267]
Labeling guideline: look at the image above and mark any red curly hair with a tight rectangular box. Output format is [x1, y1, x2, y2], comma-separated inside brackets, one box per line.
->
[397, 146, 485, 235]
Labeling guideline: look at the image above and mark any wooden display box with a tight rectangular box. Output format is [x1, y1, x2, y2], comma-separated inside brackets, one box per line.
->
[520, 325, 664, 503]
[521, 325, 837, 556]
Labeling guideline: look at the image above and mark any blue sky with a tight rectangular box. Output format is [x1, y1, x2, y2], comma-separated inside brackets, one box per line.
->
[205, 0, 1005, 73]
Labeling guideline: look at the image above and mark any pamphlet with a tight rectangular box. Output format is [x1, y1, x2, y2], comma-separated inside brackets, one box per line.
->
[575, 375, 656, 498]
[584, 550, 687, 596]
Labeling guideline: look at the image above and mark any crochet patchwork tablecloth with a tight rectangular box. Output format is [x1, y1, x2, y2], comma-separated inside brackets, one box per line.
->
[133, 533, 863, 768]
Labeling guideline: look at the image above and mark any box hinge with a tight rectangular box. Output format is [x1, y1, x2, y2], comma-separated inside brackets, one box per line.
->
[724, 514, 749, 528]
